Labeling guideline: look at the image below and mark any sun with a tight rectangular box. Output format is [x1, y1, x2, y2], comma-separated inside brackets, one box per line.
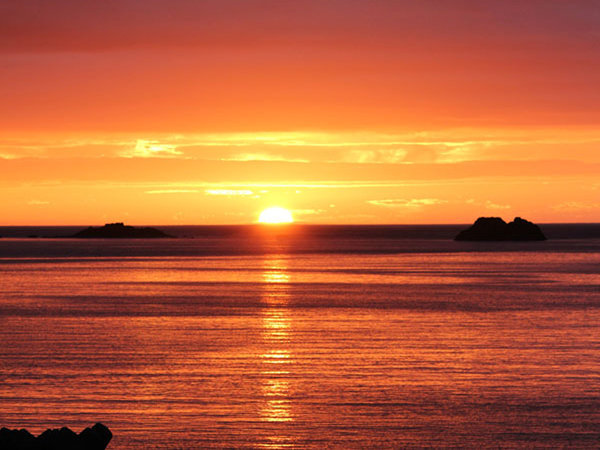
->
[258, 207, 294, 224]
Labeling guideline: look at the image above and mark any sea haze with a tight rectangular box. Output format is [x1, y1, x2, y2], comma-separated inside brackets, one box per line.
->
[0, 225, 599, 448]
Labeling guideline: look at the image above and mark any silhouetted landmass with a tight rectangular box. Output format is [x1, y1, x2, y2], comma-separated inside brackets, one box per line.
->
[71, 222, 172, 238]
[0, 423, 111, 449]
[455, 217, 547, 241]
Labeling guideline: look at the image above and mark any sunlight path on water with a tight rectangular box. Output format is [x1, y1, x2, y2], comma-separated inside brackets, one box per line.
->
[0, 246, 599, 447]
[259, 256, 295, 448]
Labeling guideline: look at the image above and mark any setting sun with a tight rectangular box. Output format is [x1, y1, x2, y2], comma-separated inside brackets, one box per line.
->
[258, 207, 294, 224]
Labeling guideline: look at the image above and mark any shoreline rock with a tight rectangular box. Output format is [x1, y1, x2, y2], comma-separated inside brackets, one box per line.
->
[71, 222, 172, 239]
[455, 217, 547, 241]
[0, 422, 112, 449]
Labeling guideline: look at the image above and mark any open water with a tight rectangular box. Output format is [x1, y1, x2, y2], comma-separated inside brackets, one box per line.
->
[0, 225, 599, 448]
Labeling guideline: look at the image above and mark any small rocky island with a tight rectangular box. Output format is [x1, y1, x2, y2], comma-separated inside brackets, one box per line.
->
[455, 217, 547, 241]
[0, 422, 112, 449]
[71, 222, 171, 239]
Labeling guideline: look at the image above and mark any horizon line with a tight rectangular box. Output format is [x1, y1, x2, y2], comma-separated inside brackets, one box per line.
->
[1, 221, 600, 227]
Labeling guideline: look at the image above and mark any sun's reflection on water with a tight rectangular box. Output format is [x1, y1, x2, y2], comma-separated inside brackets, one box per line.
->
[259, 256, 294, 434]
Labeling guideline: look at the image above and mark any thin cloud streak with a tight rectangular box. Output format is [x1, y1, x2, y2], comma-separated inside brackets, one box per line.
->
[205, 189, 254, 196]
[145, 189, 199, 194]
[368, 198, 447, 208]
[3, 130, 600, 164]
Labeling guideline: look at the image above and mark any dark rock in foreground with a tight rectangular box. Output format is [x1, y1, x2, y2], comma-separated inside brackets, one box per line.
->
[455, 217, 547, 241]
[0, 423, 112, 449]
[71, 222, 171, 239]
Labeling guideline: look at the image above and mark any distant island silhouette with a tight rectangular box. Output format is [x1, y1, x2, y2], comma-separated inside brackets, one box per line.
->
[71, 222, 172, 239]
[0, 423, 111, 449]
[455, 217, 547, 241]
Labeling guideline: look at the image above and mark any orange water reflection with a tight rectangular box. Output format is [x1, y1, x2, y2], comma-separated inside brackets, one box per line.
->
[260, 255, 294, 438]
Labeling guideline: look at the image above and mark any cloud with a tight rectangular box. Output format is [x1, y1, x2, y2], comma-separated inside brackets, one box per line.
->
[340, 149, 407, 164]
[205, 189, 254, 196]
[222, 153, 309, 163]
[368, 198, 447, 208]
[123, 140, 183, 158]
[27, 200, 50, 205]
[465, 199, 511, 210]
[484, 200, 511, 210]
[293, 208, 326, 216]
[402, 147, 438, 163]
[552, 201, 600, 211]
[1, 157, 600, 187]
[4, 131, 600, 166]
[145, 189, 199, 194]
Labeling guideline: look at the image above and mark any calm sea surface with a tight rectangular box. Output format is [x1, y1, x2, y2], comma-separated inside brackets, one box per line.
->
[1, 225, 599, 448]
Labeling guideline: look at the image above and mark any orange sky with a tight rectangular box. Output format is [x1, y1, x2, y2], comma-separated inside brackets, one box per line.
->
[1, 1, 599, 224]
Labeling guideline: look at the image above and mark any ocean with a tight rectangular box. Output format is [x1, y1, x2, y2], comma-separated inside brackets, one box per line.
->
[1, 225, 599, 448]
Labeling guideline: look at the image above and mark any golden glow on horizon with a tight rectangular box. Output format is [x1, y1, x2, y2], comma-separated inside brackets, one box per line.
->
[258, 207, 294, 224]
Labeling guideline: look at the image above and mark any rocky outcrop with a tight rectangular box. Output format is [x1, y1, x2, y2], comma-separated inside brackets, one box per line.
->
[455, 217, 546, 241]
[71, 222, 171, 238]
[0, 423, 112, 449]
